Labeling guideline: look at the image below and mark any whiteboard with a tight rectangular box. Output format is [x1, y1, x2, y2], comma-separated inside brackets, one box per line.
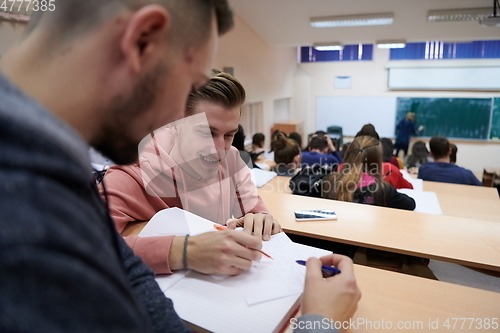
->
[388, 67, 500, 91]
[316, 96, 397, 137]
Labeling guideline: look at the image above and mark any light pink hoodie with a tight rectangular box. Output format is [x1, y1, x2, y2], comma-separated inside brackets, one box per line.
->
[99, 126, 268, 274]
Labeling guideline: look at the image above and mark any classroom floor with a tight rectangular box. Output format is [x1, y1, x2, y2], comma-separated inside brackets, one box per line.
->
[429, 260, 500, 293]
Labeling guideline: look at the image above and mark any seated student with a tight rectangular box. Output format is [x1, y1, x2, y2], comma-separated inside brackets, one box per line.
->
[354, 125, 413, 189]
[380, 138, 399, 169]
[249, 132, 267, 167]
[356, 124, 380, 140]
[301, 135, 342, 168]
[272, 133, 301, 177]
[419, 136, 482, 186]
[231, 124, 246, 151]
[250, 133, 265, 155]
[323, 136, 416, 211]
[288, 132, 303, 150]
[101, 71, 281, 275]
[450, 143, 458, 164]
[405, 141, 431, 169]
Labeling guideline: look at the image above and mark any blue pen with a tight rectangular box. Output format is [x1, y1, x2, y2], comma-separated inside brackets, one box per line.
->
[296, 260, 341, 277]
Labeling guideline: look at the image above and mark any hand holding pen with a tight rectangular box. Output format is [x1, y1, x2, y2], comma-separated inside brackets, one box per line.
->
[301, 254, 361, 324]
[214, 224, 273, 259]
[174, 227, 264, 275]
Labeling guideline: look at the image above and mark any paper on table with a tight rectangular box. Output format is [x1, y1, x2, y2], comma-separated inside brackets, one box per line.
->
[163, 242, 329, 333]
[138, 208, 190, 237]
[215, 232, 305, 305]
[251, 168, 278, 188]
[142, 208, 304, 304]
[399, 169, 423, 191]
[398, 188, 443, 215]
[155, 272, 187, 292]
[138, 207, 217, 237]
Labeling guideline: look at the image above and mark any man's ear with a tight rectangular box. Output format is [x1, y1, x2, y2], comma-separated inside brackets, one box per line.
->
[120, 5, 170, 73]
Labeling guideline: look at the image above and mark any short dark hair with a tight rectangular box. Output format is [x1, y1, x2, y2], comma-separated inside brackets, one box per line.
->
[380, 138, 394, 163]
[449, 143, 458, 164]
[309, 136, 328, 151]
[231, 124, 245, 151]
[289, 132, 303, 150]
[252, 133, 265, 147]
[429, 136, 450, 159]
[26, 0, 233, 50]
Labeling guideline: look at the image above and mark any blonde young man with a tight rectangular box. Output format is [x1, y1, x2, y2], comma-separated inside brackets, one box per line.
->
[102, 71, 281, 275]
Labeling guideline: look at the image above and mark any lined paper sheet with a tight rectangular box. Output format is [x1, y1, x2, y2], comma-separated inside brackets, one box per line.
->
[166, 275, 300, 333]
[138, 208, 190, 237]
[155, 272, 187, 292]
[216, 232, 305, 305]
[398, 189, 443, 215]
[164, 242, 329, 333]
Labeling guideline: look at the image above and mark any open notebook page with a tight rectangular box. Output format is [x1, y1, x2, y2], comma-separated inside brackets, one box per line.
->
[164, 242, 329, 333]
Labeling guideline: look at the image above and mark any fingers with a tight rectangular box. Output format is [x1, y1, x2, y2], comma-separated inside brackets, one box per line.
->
[262, 214, 274, 240]
[241, 212, 280, 241]
[225, 218, 238, 229]
[305, 257, 324, 281]
[317, 254, 356, 283]
[230, 229, 262, 251]
[271, 219, 282, 235]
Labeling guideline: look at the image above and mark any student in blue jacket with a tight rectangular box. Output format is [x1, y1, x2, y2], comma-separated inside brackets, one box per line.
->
[419, 136, 482, 186]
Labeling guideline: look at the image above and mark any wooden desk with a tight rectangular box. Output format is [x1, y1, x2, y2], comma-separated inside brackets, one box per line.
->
[257, 188, 500, 272]
[124, 220, 500, 333]
[422, 181, 500, 222]
[259, 176, 500, 223]
[284, 264, 500, 333]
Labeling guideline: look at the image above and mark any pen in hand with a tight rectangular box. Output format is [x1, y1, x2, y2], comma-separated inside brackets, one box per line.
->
[213, 224, 273, 259]
[296, 260, 341, 277]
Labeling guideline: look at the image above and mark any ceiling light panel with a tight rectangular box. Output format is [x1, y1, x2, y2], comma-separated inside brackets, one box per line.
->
[313, 43, 343, 51]
[376, 40, 406, 49]
[427, 8, 491, 22]
[310, 13, 394, 28]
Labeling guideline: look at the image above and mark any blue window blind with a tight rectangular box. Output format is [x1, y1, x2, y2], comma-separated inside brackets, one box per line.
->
[390, 40, 500, 60]
[300, 44, 373, 62]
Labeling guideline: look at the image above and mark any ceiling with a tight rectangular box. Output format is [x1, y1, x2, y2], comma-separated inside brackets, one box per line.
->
[228, 0, 500, 47]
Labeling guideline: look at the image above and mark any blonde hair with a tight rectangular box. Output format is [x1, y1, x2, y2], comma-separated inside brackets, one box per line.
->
[406, 112, 416, 121]
[186, 69, 245, 115]
[323, 136, 384, 202]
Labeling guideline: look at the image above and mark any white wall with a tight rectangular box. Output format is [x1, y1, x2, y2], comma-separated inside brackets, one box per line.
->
[214, 14, 297, 146]
[293, 47, 500, 174]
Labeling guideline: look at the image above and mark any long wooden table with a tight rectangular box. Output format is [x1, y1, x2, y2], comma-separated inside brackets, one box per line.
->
[259, 176, 500, 223]
[257, 177, 500, 272]
[283, 264, 500, 333]
[422, 181, 499, 223]
[125, 220, 500, 333]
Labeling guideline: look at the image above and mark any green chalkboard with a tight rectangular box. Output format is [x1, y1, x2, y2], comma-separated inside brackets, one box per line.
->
[491, 98, 500, 139]
[396, 98, 492, 139]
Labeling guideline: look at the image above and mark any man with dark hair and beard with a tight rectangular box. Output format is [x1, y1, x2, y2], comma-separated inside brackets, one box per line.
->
[0, 0, 360, 332]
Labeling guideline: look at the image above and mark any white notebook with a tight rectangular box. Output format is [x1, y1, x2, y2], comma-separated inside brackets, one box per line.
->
[139, 207, 329, 333]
